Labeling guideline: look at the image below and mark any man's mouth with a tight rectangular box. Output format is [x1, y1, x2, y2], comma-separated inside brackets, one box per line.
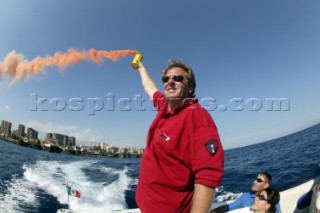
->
[167, 87, 176, 92]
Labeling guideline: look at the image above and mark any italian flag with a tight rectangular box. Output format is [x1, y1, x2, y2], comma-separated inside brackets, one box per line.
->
[67, 186, 81, 198]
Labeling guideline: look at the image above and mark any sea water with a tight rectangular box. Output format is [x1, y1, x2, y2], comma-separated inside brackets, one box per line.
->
[0, 124, 319, 213]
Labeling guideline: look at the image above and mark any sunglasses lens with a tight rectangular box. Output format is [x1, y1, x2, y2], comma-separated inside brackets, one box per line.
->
[162, 76, 170, 83]
[255, 178, 263, 183]
[258, 194, 267, 201]
[162, 75, 185, 83]
[173, 75, 184, 82]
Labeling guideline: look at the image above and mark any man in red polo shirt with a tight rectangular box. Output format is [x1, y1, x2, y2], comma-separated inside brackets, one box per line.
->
[135, 59, 224, 213]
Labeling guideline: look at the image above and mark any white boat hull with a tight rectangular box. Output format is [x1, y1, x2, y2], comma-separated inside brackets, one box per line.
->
[58, 176, 320, 213]
[280, 176, 320, 213]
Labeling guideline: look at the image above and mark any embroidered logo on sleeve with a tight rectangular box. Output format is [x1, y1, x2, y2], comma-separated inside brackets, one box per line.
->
[204, 139, 219, 156]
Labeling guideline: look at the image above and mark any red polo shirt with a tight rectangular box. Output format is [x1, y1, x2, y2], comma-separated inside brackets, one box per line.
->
[136, 92, 224, 213]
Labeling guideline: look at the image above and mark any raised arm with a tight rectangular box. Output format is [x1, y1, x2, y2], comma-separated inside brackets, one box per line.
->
[135, 61, 158, 98]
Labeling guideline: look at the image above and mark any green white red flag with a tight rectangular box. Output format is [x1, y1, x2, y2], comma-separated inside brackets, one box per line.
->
[67, 186, 81, 198]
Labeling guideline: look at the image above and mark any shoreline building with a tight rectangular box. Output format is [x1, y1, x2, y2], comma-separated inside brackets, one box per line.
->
[68, 136, 76, 146]
[18, 124, 25, 137]
[27, 127, 38, 140]
[46, 133, 76, 146]
[1, 120, 12, 137]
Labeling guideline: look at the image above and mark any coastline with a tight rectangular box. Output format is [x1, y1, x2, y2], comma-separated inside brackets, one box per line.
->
[0, 137, 142, 158]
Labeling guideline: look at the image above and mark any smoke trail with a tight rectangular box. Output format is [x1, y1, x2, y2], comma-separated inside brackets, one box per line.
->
[0, 48, 139, 86]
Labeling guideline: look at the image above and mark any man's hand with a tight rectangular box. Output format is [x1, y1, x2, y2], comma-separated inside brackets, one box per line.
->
[136, 61, 145, 72]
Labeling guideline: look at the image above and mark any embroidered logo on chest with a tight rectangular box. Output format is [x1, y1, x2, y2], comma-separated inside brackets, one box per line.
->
[160, 132, 171, 141]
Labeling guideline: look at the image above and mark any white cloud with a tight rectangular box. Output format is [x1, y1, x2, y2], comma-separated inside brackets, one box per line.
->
[24, 120, 102, 146]
[5, 105, 10, 110]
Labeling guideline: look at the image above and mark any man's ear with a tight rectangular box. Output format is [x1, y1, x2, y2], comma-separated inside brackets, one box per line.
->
[188, 84, 194, 95]
[263, 182, 270, 190]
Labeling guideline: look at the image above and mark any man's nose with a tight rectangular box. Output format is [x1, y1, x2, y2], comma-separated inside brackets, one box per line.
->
[167, 76, 175, 83]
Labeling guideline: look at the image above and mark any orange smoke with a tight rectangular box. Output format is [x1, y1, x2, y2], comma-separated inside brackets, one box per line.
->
[0, 48, 139, 86]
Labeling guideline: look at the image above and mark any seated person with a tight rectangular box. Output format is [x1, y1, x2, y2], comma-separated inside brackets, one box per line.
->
[211, 171, 280, 213]
[227, 188, 280, 213]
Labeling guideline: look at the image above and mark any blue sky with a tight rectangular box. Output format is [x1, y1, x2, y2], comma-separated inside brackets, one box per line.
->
[1, 0, 319, 149]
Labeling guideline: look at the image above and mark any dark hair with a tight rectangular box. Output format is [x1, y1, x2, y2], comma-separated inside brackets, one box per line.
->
[265, 188, 280, 213]
[259, 171, 272, 184]
[162, 59, 196, 98]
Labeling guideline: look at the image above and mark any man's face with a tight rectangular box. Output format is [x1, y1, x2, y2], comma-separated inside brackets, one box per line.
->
[162, 67, 193, 102]
[251, 174, 270, 193]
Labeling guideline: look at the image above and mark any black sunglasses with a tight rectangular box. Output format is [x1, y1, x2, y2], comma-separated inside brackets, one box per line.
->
[257, 194, 268, 202]
[162, 75, 185, 83]
[255, 178, 267, 183]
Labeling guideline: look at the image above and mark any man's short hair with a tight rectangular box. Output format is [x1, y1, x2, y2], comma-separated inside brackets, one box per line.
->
[162, 59, 196, 98]
[260, 171, 272, 184]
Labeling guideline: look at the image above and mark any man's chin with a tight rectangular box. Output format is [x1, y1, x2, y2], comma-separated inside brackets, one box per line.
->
[166, 97, 180, 101]
[164, 94, 179, 100]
